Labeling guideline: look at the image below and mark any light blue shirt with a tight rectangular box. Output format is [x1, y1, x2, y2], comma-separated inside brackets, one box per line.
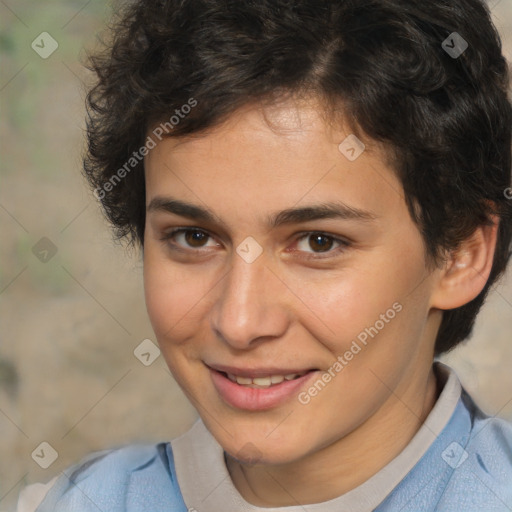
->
[20, 363, 512, 511]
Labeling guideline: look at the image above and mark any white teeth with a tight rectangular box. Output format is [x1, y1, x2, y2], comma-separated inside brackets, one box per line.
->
[252, 377, 272, 387]
[226, 372, 307, 387]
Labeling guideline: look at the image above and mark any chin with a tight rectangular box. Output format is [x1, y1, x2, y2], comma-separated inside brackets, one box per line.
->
[219, 428, 311, 467]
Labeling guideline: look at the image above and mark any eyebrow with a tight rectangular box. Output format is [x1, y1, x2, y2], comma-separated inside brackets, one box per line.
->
[147, 196, 377, 229]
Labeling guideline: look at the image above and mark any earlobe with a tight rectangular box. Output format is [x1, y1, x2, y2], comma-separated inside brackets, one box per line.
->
[430, 215, 499, 310]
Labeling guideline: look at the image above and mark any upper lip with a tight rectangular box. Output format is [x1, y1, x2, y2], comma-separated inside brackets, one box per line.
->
[207, 363, 318, 378]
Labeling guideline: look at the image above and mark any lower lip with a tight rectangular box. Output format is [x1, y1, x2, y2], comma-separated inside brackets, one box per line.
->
[209, 368, 319, 411]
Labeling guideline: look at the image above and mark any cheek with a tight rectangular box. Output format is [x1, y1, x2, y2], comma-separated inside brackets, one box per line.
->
[290, 250, 427, 358]
[143, 245, 207, 342]
[289, 270, 393, 337]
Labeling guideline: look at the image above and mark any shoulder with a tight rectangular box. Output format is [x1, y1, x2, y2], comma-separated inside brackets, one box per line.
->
[17, 443, 189, 512]
[461, 389, 512, 475]
[437, 390, 512, 510]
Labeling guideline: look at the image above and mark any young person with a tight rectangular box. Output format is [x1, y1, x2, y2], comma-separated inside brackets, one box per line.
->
[18, 0, 512, 510]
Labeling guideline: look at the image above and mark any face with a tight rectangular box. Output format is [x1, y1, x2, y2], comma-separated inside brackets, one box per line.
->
[143, 97, 441, 466]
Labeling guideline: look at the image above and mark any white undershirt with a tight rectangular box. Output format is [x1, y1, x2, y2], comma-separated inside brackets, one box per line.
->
[16, 477, 58, 512]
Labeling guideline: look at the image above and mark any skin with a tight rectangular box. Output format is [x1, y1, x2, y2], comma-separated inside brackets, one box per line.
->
[142, 96, 498, 506]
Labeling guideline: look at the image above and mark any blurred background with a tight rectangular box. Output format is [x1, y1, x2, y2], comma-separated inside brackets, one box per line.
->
[1, 0, 511, 510]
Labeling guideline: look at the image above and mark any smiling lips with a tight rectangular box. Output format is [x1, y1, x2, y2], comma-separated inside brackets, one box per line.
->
[208, 364, 319, 410]
[209, 363, 316, 386]
[225, 372, 309, 388]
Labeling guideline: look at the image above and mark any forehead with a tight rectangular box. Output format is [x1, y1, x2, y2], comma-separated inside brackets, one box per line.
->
[144, 98, 405, 227]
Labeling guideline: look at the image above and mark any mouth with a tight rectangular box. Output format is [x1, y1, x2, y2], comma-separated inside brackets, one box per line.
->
[222, 370, 312, 388]
[207, 364, 320, 410]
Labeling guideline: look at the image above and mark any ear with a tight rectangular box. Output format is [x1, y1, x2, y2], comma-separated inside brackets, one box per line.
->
[430, 215, 499, 310]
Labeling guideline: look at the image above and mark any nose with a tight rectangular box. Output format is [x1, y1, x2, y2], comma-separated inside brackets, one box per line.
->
[210, 251, 290, 350]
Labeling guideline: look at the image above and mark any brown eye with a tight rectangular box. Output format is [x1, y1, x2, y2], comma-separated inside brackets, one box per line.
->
[294, 232, 350, 260]
[160, 228, 217, 251]
[307, 233, 335, 252]
[183, 229, 209, 247]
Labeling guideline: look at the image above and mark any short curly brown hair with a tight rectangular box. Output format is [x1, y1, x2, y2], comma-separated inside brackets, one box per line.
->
[83, 0, 512, 355]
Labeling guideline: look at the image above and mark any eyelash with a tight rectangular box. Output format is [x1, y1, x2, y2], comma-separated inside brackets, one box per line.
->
[159, 228, 351, 260]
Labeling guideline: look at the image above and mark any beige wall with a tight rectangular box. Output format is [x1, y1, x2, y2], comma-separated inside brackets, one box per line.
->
[1, 1, 511, 510]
